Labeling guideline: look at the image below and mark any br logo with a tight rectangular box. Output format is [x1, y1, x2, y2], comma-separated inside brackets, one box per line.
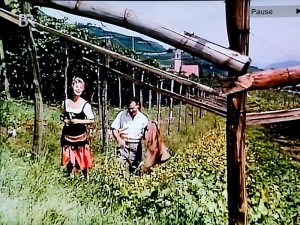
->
[19, 14, 33, 27]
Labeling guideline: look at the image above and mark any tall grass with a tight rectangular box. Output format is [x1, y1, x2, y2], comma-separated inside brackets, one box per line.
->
[1, 96, 299, 224]
[0, 97, 220, 224]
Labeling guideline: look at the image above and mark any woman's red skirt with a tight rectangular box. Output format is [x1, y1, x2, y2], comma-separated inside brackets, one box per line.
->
[61, 144, 94, 170]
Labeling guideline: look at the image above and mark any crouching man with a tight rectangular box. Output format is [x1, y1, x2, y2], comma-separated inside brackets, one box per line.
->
[111, 97, 148, 173]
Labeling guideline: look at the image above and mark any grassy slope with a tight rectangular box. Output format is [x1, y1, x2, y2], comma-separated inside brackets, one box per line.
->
[0, 98, 299, 224]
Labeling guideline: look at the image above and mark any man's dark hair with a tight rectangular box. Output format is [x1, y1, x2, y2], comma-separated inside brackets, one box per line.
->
[128, 97, 141, 109]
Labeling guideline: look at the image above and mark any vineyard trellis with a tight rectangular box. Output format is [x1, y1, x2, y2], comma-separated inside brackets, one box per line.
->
[1, 1, 300, 225]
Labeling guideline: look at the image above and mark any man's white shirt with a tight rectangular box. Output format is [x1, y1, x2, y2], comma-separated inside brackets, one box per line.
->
[111, 110, 148, 141]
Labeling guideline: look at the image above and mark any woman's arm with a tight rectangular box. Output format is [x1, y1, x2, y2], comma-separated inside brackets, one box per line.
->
[61, 100, 66, 114]
[69, 118, 94, 125]
[82, 102, 94, 125]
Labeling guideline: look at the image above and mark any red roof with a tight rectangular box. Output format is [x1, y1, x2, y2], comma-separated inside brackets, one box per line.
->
[181, 65, 199, 76]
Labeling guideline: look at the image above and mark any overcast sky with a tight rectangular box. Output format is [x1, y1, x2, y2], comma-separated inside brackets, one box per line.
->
[42, 0, 300, 69]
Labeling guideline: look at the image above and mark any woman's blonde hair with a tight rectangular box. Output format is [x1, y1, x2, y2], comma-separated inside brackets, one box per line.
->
[72, 77, 85, 88]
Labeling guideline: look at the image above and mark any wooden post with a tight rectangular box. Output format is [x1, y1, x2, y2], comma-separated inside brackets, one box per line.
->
[148, 89, 152, 110]
[0, 35, 10, 98]
[156, 82, 159, 109]
[202, 91, 206, 115]
[184, 105, 187, 126]
[178, 83, 183, 131]
[96, 53, 103, 143]
[140, 71, 144, 108]
[100, 38, 110, 148]
[197, 89, 202, 118]
[118, 76, 122, 109]
[23, 2, 44, 157]
[191, 88, 194, 125]
[225, 0, 250, 224]
[100, 69, 108, 148]
[64, 47, 69, 100]
[132, 36, 136, 97]
[157, 80, 163, 124]
[191, 105, 194, 125]
[168, 80, 174, 135]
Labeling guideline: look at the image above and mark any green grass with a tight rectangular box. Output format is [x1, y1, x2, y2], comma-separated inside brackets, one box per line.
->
[0, 96, 299, 224]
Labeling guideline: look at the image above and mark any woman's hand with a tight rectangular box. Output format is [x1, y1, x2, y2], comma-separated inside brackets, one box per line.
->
[64, 119, 79, 125]
[70, 119, 80, 124]
[63, 119, 71, 125]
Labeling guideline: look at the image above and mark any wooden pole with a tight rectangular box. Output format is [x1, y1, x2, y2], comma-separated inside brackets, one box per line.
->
[178, 83, 183, 131]
[168, 80, 174, 135]
[199, 91, 203, 118]
[0, 35, 10, 98]
[157, 80, 163, 124]
[191, 105, 194, 125]
[222, 65, 300, 94]
[132, 36, 136, 97]
[96, 53, 103, 143]
[100, 38, 110, 148]
[148, 89, 152, 110]
[118, 76, 122, 109]
[64, 47, 69, 100]
[23, 2, 44, 157]
[156, 82, 159, 110]
[225, 0, 250, 224]
[191, 88, 194, 125]
[140, 71, 144, 108]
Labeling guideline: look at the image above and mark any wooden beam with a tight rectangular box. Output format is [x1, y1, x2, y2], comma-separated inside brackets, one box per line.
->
[246, 108, 300, 125]
[25, 0, 251, 73]
[225, 0, 249, 224]
[222, 65, 300, 95]
[0, 9, 19, 25]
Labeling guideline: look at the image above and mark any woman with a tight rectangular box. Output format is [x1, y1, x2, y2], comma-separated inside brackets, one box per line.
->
[60, 77, 94, 178]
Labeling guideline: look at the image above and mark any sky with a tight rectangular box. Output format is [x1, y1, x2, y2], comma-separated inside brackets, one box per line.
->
[42, 1, 300, 69]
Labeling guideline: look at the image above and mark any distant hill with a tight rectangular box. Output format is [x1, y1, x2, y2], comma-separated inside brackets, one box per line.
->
[265, 60, 300, 69]
[77, 23, 166, 53]
[78, 22, 261, 76]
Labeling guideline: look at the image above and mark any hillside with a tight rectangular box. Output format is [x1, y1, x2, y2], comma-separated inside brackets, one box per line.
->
[77, 23, 167, 53]
[265, 60, 300, 70]
[78, 23, 262, 76]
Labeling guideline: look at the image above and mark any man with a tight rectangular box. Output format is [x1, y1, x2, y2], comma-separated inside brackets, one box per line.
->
[111, 97, 148, 173]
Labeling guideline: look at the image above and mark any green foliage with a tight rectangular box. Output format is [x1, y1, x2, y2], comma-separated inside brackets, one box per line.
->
[1, 7, 300, 224]
[246, 126, 300, 224]
[4, 0, 20, 13]
[247, 89, 300, 112]
[1, 99, 299, 224]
